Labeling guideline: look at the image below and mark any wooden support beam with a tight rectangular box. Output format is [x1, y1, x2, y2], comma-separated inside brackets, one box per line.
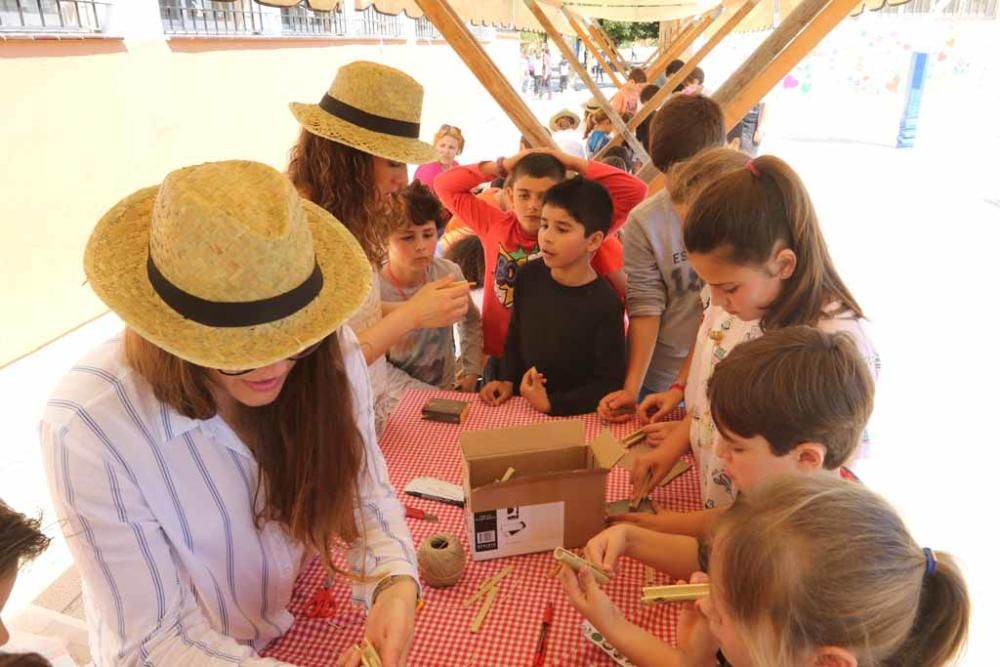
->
[587, 23, 624, 73]
[595, 0, 758, 160]
[640, 44, 661, 69]
[645, 0, 857, 195]
[648, 9, 718, 82]
[720, 0, 860, 129]
[645, 17, 697, 82]
[563, 8, 624, 88]
[413, 0, 555, 149]
[524, 0, 653, 177]
[588, 19, 629, 72]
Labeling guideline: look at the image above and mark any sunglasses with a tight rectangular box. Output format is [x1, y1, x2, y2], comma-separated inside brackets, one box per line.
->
[217, 339, 325, 376]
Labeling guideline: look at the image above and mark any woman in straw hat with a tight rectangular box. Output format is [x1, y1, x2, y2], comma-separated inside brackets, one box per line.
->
[289, 61, 470, 432]
[41, 161, 420, 666]
[549, 109, 585, 159]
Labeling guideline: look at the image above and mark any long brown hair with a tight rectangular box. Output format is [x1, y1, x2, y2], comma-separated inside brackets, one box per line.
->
[683, 155, 863, 329]
[666, 146, 746, 208]
[713, 475, 970, 666]
[288, 128, 389, 264]
[124, 329, 364, 575]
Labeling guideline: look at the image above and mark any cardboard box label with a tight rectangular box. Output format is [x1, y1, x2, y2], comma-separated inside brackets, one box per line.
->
[469, 501, 565, 559]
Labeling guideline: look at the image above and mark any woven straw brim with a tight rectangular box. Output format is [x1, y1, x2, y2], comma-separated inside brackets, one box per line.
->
[549, 111, 580, 131]
[84, 186, 372, 371]
[290, 102, 438, 165]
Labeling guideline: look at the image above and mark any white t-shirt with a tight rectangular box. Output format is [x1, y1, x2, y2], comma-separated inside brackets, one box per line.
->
[685, 294, 880, 509]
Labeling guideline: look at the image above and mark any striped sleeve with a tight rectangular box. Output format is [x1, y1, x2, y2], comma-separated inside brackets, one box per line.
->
[39, 417, 293, 667]
[339, 327, 420, 607]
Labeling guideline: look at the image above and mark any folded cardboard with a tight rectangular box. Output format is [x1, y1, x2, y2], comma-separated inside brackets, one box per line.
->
[460, 421, 627, 561]
[422, 398, 470, 424]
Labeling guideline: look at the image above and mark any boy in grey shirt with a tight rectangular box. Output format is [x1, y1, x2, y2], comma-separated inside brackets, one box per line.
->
[599, 95, 727, 421]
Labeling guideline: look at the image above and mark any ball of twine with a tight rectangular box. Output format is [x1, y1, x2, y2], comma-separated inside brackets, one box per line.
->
[417, 533, 466, 588]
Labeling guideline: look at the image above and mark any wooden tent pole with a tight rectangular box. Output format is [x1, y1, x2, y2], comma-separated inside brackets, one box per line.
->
[646, 15, 707, 82]
[524, 0, 654, 176]
[720, 0, 860, 128]
[562, 8, 624, 88]
[644, 0, 855, 194]
[413, 0, 555, 148]
[595, 0, 758, 160]
[588, 19, 629, 72]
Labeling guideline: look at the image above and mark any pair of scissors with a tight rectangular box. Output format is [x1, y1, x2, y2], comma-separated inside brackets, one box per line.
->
[304, 576, 338, 618]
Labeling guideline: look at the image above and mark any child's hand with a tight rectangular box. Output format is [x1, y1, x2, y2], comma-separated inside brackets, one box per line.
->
[406, 277, 469, 330]
[598, 389, 636, 423]
[519, 367, 551, 414]
[642, 420, 682, 447]
[630, 448, 677, 493]
[636, 387, 684, 425]
[455, 374, 479, 393]
[610, 501, 681, 532]
[678, 573, 719, 667]
[584, 524, 630, 573]
[479, 380, 513, 406]
[558, 562, 623, 633]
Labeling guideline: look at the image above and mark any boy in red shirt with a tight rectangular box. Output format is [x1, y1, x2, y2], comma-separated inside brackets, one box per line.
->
[435, 148, 645, 373]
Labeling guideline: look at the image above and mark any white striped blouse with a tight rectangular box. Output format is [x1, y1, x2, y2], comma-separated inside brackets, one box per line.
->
[40, 327, 418, 666]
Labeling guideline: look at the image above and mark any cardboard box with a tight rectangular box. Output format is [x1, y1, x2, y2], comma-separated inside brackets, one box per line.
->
[460, 421, 626, 561]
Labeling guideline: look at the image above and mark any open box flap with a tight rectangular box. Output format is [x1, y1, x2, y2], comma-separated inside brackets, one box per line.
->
[590, 429, 627, 470]
[460, 420, 585, 460]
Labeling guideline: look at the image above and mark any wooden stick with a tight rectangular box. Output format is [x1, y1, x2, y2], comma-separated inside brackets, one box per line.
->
[660, 459, 692, 486]
[462, 565, 513, 608]
[641, 583, 710, 603]
[553, 547, 611, 585]
[413, 0, 555, 149]
[630, 470, 655, 510]
[501, 467, 516, 482]
[621, 428, 646, 448]
[358, 638, 382, 667]
[470, 584, 499, 633]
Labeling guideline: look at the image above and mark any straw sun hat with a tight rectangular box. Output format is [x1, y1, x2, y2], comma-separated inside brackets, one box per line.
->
[290, 61, 438, 164]
[84, 160, 371, 371]
[549, 109, 581, 131]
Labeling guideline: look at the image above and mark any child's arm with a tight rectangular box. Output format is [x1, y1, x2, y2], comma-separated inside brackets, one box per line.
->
[560, 567, 689, 667]
[547, 300, 626, 416]
[433, 163, 508, 236]
[448, 262, 484, 385]
[631, 413, 692, 487]
[585, 524, 701, 579]
[584, 159, 648, 236]
[614, 506, 725, 541]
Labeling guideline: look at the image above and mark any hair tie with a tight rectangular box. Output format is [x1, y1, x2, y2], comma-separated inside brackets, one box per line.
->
[745, 159, 761, 177]
[923, 547, 937, 577]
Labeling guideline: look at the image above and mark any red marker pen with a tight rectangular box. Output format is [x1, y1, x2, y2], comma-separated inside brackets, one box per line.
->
[532, 601, 554, 666]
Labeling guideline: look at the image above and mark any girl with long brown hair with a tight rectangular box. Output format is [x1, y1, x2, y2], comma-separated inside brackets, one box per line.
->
[629, 154, 879, 516]
[41, 161, 420, 666]
[289, 61, 470, 432]
[560, 475, 969, 666]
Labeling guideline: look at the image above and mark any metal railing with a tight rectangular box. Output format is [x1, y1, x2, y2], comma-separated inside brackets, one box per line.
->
[160, 0, 265, 36]
[353, 5, 401, 38]
[414, 15, 439, 39]
[879, 0, 998, 15]
[0, 0, 109, 33]
[281, 3, 346, 36]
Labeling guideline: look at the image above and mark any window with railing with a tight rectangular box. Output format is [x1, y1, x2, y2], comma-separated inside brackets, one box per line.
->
[160, 0, 266, 35]
[281, 2, 346, 35]
[353, 5, 400, 37]
[0, 0, 109, 33]
[414, 15, 438, 39]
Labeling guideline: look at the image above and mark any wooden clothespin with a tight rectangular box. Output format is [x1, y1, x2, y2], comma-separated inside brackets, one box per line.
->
[553, 547, 612, 585]
[641, 583, 710, 604]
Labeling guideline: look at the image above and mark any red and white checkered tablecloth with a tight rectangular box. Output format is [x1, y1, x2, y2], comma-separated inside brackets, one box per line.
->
[262, 389, 700, 666]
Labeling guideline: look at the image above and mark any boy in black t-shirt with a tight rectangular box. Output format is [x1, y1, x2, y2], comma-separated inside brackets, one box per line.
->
[479, 176, 626, 416]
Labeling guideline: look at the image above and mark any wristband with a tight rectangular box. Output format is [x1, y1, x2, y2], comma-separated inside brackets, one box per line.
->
[372, 574, 419, 605]
[668, 382, 686, 393]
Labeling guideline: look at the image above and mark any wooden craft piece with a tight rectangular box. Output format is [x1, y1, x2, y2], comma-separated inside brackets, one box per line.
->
[500, 467, 516, 482]
[553, 547, 611, 585]
[641, 583, 711, 603]
[470, 584, 499, 633]
[359, 638, 382, 667]
[461, 565, 513, 608]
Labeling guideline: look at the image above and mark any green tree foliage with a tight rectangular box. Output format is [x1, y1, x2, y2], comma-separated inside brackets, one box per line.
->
[597, 19, 659, 46]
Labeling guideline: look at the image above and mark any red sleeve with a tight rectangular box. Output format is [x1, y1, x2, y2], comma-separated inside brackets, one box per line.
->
[592, 235, 623, 275]
[584, 160, 648, 237]
[434, 165, 506, 236]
